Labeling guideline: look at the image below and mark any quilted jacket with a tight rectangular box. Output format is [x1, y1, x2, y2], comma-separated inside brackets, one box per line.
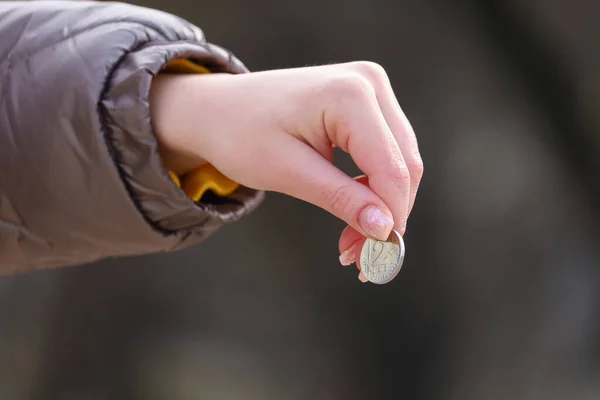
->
[0, 1, 264, 274]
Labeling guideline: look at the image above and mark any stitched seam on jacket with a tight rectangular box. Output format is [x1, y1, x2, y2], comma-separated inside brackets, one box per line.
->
[0, 64, 9, 114]
[0, 218, 51, 246]
[0, 20, 197, 71]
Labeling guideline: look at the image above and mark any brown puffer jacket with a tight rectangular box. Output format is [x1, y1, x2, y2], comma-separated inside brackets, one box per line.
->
[0, 1, 264, 275]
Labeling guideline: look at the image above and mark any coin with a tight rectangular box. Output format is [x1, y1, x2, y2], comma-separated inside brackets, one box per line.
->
[359, 230, 405, 284]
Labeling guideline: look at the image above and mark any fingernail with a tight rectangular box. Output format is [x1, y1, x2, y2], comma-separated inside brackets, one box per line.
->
[339, 244, 357, 266]
[358, 272, 368, 283]
[359, 205, 394, 241]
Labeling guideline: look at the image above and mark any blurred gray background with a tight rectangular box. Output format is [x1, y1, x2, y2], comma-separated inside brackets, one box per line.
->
[1, 0, 600, 399]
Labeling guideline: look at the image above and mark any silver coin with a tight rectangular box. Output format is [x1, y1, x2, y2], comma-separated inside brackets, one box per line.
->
[359, 230, 405, 284]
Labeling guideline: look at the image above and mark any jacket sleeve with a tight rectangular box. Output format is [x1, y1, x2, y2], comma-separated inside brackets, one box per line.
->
[0, 1, 264, 274]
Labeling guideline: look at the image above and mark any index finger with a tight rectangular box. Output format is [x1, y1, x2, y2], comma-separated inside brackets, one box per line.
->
[325, 76, 411, 235]
[343, 62, 424, 215]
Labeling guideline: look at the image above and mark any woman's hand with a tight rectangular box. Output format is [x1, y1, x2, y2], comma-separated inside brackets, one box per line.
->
[150, 62, 423, 273]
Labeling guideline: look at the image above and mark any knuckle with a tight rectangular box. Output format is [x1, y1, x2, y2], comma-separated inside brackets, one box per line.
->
[327, 73, 374, 100]
[388, 163, 411, 188]
[325, 184, 355, 217]
[350, 61, 388, 84]
[407, 156, 424, 182]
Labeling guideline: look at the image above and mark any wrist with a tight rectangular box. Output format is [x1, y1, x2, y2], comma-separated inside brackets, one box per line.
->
[149, 74, 207, 175]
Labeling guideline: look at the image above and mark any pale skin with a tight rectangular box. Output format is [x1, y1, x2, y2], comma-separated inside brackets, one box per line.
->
[150, 62, 423, 282]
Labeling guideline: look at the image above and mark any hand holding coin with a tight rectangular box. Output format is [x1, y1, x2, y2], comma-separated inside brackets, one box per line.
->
[338, 176, 407, 283]
[153, 62, 421, 276]
[154, 62, 422, 252]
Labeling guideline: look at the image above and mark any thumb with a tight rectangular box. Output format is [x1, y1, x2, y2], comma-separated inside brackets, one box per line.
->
[270, 138, 394, 240]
